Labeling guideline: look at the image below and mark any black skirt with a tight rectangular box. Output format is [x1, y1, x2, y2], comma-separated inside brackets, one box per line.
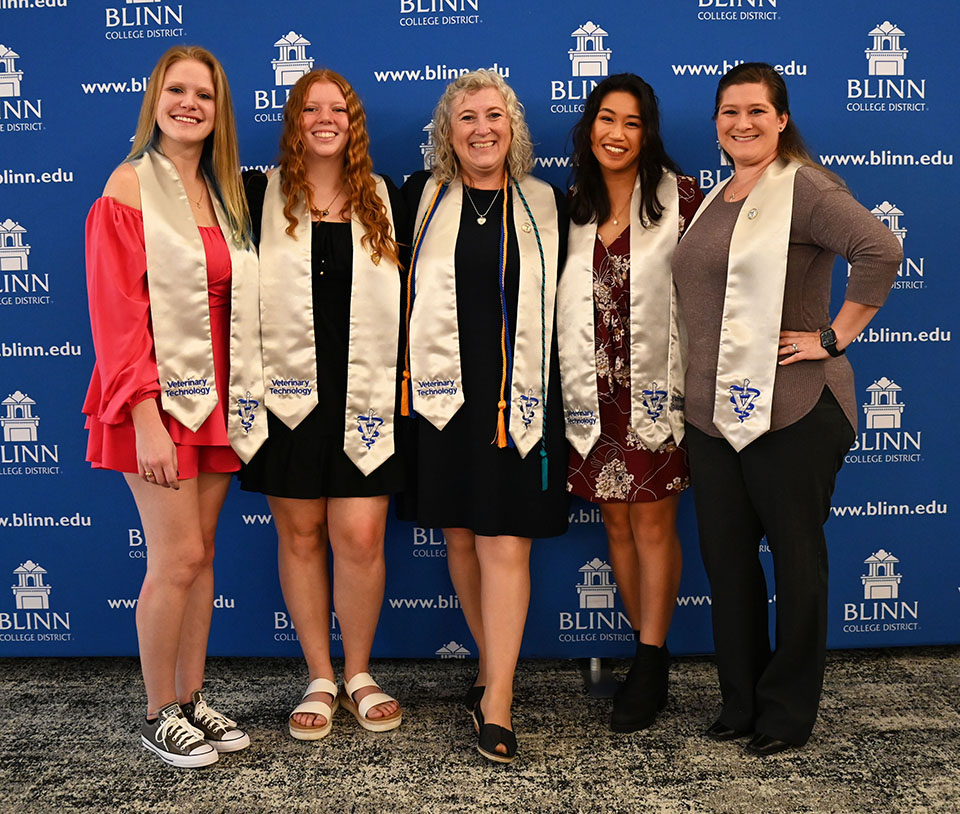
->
[239, 407, 403, 499]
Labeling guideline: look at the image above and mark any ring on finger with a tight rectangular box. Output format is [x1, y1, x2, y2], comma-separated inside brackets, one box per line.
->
[791, 343, 799, 353]
[144, 471, 155, 479]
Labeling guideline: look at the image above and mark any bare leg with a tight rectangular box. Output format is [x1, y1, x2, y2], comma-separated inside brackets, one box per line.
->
[328, 495, 397, 719]
[606, 496, 682, 731]
[601, 503, 644, 628]
[270, 495, 334, 728]
[444, 527, 486, 687]
[174, 473, 232, 702]
[629, 496, 682, 646]
[476, 534, 532, 754]
[125, 474, 207, 716]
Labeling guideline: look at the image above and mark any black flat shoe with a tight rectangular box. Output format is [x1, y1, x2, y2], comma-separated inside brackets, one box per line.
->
[744, 733, 793, 757]
[704, 719, 752, 741]
[477, 722, 517, 764]
[463, 683, 485, 713]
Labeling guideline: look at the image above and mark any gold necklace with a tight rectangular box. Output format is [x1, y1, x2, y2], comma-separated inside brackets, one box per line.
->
[186, 183, 205, 208]
[725, 168, 767, 202]
[610, 198, 631, 227]
[312, 183, 345, 220]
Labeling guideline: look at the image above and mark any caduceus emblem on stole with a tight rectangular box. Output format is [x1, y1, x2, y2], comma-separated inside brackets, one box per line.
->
[357, 409, 385, 449]
[729, 379, 761, 423]
[237, 391, 259, 433]
[517, 391, 540, 428]
[640, 382, 668, 422]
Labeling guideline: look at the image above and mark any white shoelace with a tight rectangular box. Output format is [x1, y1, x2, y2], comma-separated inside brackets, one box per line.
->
[193, 699, 236, 731]
[155, 714, 206, 749]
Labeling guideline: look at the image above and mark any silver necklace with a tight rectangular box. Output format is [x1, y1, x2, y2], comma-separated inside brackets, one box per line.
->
[463, 185, 501, 225]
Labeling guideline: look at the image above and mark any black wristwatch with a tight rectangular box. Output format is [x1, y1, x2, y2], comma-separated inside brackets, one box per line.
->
[819, 326, 845, 357]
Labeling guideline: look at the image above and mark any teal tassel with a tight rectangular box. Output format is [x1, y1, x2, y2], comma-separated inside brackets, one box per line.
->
[541, 447, 548, 491]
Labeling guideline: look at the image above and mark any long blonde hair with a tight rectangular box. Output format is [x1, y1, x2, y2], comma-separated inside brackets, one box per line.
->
[430, 70, 534, 184]
[276, 69, 401, 268]
[128, 45, 251, 247]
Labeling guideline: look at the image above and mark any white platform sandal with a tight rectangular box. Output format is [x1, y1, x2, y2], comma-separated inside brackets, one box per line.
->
[340, 672, 402, 732]
[289, 677, 339, 740]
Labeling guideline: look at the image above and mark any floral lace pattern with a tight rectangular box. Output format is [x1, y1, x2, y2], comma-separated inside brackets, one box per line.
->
[594, 458, 635, 500]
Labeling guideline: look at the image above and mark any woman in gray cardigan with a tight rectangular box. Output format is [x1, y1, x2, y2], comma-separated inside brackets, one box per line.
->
[671, 62, 902, 757]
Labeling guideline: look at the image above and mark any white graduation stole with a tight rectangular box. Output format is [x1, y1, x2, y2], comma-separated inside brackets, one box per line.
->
[132, 148, 267, 463]
[258, 172, 401, 475]
[409, 175, 559, 456]
[558, 171, 684, 457]
[682, 157, 801, 451]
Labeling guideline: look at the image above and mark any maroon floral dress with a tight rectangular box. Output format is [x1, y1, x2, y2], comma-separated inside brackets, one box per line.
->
[567, 175, 703, 503]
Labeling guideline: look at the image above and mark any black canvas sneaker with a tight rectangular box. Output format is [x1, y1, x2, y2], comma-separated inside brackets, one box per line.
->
[181, 690, 251, 753]
[140, 701, 218, 768]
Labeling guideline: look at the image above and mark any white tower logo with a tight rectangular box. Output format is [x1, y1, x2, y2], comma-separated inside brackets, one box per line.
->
[861, 550, 902, 600]
[272, 32, 314, 86]
[0, 44, 24, 98]
[420, 121, 437, 171]
[2, 391, 39, 442]
[436, 641, 471, 659]
[862, 377, 904, 430]
[866, 21, 908, 76]
[871, 202, 906, 247]
[12, 560, 51, 610]
[0, 219, 30, 271]
[576, 558, 617, 609]
[569, 22, 611, 78]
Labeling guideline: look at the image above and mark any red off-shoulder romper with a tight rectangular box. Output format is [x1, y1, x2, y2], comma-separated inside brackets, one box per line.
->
[82, 197, 240, 478]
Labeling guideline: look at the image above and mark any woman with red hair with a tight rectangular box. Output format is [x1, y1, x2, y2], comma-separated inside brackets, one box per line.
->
[241, 69, 406, 739]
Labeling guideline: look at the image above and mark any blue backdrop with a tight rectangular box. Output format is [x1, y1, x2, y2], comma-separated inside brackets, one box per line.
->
[2, 0, 957, 657]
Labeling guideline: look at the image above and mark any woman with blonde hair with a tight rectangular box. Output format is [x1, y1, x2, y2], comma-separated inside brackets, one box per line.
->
[400, 70, 569, 763]
[240, 69, 405, 739]
[83, 45, 264, 767]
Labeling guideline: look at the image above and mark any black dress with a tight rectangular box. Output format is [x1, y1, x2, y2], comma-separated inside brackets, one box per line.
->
[397, 171, 569, 538]
[239, 172, 407, 499]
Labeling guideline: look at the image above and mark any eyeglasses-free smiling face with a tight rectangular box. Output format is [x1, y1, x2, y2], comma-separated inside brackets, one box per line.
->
[590, 90, 643, 176]
[299, 80, 350, 162]
[449, 86, 512, 188]
[155, 58, 216, 150]
[715, 81, 788, 170]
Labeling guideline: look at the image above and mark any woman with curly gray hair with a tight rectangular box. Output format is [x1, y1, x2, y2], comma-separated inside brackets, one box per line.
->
[399, 70, 569, 763]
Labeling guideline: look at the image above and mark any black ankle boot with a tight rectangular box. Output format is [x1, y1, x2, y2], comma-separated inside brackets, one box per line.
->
[610, 640, 669, 733]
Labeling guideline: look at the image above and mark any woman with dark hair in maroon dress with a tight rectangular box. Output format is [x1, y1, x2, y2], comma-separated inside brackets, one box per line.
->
[558, 73, 702, 732]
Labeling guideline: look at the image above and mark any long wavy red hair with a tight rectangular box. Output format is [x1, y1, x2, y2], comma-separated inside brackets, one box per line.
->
[278, 69, 400, 268]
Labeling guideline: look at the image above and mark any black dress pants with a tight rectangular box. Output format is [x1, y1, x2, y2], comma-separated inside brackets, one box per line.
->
[685, 389, 855, 745]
